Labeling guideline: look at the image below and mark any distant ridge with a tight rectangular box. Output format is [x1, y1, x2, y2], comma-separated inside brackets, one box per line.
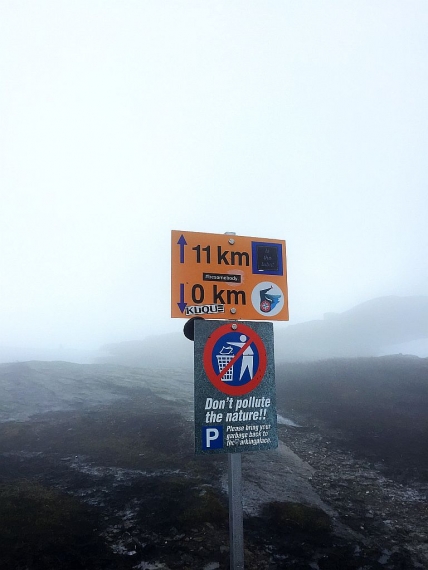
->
[99, 296, 428, 367]
[274, 295, 428, 361]
[100, 332, 193, 368]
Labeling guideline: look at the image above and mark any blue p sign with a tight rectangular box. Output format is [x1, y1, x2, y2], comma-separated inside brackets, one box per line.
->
[202, 426, 223, 450]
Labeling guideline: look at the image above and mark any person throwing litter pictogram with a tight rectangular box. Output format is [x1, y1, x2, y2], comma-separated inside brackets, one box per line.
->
[227, 335, 254, 381]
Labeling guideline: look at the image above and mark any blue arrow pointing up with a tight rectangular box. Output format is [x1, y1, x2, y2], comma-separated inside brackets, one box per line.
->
[177, 234, 187, 263]
[177, 283, 187, 313]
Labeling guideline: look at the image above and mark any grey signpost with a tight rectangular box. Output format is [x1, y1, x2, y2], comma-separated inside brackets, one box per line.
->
[172, 229, 286, 570]
[228, 453, 244, 569]
[194, 319, 277, 569]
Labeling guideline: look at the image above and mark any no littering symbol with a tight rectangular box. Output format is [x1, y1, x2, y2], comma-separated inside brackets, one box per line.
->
[203, 323, 267, 396]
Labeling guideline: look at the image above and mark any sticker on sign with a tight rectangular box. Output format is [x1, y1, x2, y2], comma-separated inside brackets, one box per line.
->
[185, 304, 225, 316]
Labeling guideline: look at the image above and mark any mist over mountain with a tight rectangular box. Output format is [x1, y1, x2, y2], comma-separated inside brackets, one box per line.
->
[100, 333, 193, 369]
[274, 295, 428, 362]
[0, 345, 106, 365]
[98, 296, 428, 368]
[1, 295, 426, 367]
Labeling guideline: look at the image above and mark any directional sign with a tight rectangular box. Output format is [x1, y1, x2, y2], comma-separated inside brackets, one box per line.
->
[194, 319, 278, 455]
[171, 230, 289, 321]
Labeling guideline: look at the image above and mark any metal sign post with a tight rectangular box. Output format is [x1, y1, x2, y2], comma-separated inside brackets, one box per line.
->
[228, 453, 244, 569]
[226, 231, 244, 570]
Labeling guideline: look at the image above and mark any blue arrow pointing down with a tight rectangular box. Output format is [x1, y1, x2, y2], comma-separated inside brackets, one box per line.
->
[177, 283, 187, 313]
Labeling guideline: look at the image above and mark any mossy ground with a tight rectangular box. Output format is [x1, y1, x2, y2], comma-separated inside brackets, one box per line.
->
[0, 371, 423, 569]
[0, 389, 350, 570]
[276, 357, 428, 483]
[0, 480, 117, 570]
[0, 388, 221, 477]
[134, 477, 228, 532]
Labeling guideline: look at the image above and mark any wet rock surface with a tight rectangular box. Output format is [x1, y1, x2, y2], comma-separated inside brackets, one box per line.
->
[0, 357, 427, 569]
[279, 422, 428, 568]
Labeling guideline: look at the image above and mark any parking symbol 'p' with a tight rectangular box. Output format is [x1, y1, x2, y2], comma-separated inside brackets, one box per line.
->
[202, 426, 223, 450]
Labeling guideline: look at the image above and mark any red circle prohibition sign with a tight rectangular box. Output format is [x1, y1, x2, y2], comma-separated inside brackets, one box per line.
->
[203, 323, 267, 396]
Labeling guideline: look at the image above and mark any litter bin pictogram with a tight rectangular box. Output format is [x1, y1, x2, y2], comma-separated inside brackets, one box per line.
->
[216, 347, 234, 382]
[203, 322, 268, 396]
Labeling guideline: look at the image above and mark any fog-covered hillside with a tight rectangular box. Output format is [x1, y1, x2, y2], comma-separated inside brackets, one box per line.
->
[1, 296, 426, 368]
[0, 361, 193, 422]
[98, 296, 428, 368]
[100, 333, 193, 369]
[274, 295, 428, 362]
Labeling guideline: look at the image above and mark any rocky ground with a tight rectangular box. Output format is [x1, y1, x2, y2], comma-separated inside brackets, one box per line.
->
[278, 422, 428, 568]
[0, 357, 427, 569]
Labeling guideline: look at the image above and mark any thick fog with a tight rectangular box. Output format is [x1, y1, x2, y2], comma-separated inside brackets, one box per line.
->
[1, 2, 427, 357]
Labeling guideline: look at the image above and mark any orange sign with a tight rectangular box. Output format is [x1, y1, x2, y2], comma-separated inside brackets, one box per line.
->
[171, 230, 289, 321]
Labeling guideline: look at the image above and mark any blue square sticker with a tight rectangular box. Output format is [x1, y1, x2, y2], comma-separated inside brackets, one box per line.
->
[202, 426, 223, 450]
[251, 242, 283, 276]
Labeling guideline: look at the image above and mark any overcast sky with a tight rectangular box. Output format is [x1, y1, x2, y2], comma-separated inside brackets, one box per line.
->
[1, 1, 427, 350]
